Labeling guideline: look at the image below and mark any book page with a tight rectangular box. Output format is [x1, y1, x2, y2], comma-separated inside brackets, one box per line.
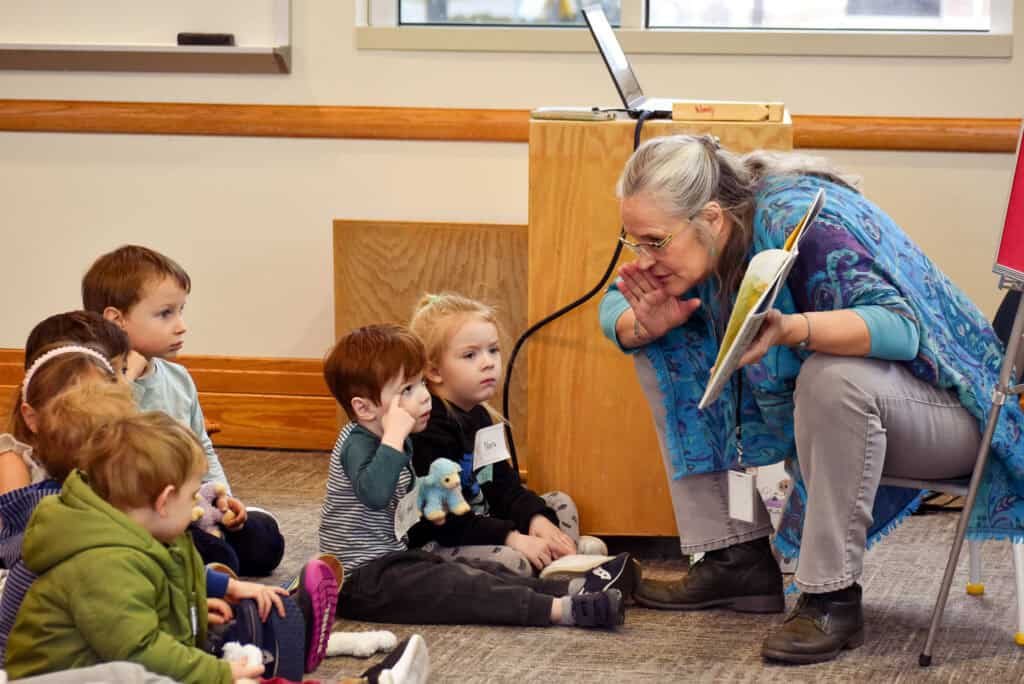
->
[698, 188, 826, 410]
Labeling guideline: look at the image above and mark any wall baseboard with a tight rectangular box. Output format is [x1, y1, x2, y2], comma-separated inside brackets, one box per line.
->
[0, 350, 340, 451]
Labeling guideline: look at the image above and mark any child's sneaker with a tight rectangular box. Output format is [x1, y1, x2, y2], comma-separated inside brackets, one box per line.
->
[206, 561, 238, 580]
[285, 553, 344, 594]
[580, 552, 640, 600]
[371, 634, 431, 684]
[294, 559, 339, 673]
[570, 588, 625, 629]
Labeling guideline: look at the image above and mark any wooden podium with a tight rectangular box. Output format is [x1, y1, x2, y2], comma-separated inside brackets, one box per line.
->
[526, 113, 792, 536]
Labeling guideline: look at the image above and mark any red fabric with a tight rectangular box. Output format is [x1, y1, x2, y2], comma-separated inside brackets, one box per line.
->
[259, 677, 324, 684]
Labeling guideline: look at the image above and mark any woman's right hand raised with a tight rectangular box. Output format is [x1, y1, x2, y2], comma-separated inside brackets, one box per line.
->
[618, 262, 701, 341]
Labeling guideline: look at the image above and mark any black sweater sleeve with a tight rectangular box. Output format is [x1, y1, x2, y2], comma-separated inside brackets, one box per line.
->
[482, 456, 558, 533]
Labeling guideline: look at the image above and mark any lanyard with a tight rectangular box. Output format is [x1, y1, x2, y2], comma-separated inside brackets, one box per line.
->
[734, 372, 744, 465]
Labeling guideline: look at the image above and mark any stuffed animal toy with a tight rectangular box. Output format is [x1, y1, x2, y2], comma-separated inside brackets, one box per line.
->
[416, 458, 470, 522]
[326, 630, 398, 658]
[192, 481, 237, 537]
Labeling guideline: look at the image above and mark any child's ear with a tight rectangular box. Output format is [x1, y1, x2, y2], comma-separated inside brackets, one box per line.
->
[103, 306, 127, 329]
[19, 402, 38, 434]
[153, 484, 176, 517]
[350, 397, 377, 422]
[425, 365, 443, 385]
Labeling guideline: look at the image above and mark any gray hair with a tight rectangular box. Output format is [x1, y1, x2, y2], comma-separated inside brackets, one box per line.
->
[616, 135, 860, 315]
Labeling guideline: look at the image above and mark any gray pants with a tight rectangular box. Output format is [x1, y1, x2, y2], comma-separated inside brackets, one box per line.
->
[635, 352, 980, 593]
[8, 662, 178, 683]
[421, 491, 580, 577]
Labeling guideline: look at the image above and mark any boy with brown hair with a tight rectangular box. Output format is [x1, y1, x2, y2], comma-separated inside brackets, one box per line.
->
[319, 324, 628, 630]
[82, 245, 284, 577]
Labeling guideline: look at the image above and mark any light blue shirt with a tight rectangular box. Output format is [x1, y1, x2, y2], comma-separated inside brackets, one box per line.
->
[133, 358, 229, 490]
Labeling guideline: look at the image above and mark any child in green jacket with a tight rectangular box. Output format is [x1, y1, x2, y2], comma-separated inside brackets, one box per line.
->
[6, 409, 263, 683]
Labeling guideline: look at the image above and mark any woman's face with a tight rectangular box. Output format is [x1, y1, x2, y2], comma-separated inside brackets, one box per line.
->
[620, 193, 717, 297]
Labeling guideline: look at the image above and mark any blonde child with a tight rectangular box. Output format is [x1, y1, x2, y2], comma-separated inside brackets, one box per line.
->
[407, 292, 636, 585]
[318, 324, 626, 629]
[82, 245, 284, 577]
[5, 403, 339, 682]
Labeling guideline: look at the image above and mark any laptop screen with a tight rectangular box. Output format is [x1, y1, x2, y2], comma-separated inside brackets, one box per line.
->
[582, 6, 644, 111]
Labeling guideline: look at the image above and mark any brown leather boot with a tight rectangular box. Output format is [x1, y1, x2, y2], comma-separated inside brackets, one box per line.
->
[761, 584, 865, 664]
[634, 536, 784, 613]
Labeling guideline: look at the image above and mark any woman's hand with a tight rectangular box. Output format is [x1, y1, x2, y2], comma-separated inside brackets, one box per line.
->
[528, 515, 576, 559]
[734, 310, 801, 369]
[207, 597, 233, 625]
[618, 262, 701, 342]
[225, 579, 287, 621]
[506, 530, 553, 570]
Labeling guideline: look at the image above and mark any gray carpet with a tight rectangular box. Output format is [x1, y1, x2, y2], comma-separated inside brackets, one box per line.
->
[222, 448, 1024, 683]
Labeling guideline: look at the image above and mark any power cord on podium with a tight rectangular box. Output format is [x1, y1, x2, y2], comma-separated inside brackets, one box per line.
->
[502, 110, 657, 474]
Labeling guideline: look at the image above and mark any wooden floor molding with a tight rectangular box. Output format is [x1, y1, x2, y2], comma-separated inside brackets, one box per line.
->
[0, 350, 339, 451]
[0, 99, 1018, 153]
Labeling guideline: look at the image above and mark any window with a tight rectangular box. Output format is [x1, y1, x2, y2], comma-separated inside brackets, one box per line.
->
[358, 0, 1011, 57]
[648, 0, 991, 31]
[399, 0, 621, 26]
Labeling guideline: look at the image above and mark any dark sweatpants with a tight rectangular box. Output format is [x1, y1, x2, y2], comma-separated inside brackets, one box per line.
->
[190, 510, 285, 577]
[338, 549, 571, 626]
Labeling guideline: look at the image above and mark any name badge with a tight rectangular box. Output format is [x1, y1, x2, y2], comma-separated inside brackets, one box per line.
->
[473, 423, 510, 470]
[394, 483, 421, 541]
[727, 468, 758, 523]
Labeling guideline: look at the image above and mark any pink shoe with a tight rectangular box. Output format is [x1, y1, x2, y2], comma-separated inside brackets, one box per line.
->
[295, 559, 339, 673]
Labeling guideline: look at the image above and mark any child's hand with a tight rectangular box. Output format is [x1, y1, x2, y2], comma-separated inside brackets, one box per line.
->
[528, 515, 576, 559]
[207, 597, 234, 625]
[123, 350, 149, 381]
[226, 579, 287, 621]
[506, 530, 553, 570]
[381, 394, 416, 449]
[230, 660, 265, 681]
[222, 496, 247, 530]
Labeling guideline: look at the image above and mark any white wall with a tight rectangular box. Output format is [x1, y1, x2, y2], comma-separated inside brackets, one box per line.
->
[0, 1, 1021, 356]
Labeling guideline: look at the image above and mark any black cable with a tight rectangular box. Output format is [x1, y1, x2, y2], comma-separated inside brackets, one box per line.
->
[503, 110, 655, 474]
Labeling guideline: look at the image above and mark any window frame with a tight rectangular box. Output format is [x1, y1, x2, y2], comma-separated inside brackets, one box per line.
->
[357, 0, 1012, 57]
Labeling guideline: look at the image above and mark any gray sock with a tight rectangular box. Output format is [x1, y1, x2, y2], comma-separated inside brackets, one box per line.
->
[555, 596, 575, 626]
[568, 578, 585, 595]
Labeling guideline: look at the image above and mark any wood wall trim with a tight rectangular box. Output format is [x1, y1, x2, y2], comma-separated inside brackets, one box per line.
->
[0, 349, 338, 451]
[0, 99, 1018, 153]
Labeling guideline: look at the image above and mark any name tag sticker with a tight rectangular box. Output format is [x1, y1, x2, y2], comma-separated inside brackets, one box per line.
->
[473, 423, 510, 470]
[394, 483, 421, 541]
[728, 468, 757, 523]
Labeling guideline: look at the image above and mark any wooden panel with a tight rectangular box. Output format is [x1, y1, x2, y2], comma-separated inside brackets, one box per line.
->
[526, 117, 793, 536]
[0, 99, 1019, 152]
[197, 392, 338, 451]
[333, 220, 529, 469]
[0, 349, 335, 451]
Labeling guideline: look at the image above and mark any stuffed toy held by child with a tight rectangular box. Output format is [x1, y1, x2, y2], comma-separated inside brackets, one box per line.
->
[192, 481, 237, 537]
[417, 458, 470, 522]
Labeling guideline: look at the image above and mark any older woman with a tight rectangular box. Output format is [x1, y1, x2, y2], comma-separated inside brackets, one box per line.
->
[599, 134, 1024, 664]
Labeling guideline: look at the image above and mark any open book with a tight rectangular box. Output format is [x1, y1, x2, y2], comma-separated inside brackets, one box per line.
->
[698, 188, 826, 410]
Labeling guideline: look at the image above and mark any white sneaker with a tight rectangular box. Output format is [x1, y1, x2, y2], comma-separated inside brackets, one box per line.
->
[379, 634, 430, 684]
[538, 554, 613, 581]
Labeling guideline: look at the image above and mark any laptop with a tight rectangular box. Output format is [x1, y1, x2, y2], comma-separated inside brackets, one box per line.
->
[582, 5, 675, 119]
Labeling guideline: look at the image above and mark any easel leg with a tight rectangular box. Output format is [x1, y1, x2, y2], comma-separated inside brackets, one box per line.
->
[919, 290, 1024, 666]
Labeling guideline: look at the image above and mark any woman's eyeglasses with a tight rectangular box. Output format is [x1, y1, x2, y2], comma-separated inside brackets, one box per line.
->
[618, 229, 677, 259]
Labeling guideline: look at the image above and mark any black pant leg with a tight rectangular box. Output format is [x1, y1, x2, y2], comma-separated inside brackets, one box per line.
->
[190, 525, 241, 575]
[339, 550, 554, 626]
[224, 510, 285, 577]
[458, 557, 571, 596]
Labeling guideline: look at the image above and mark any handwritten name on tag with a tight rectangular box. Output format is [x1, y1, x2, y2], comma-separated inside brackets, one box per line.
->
[473, 423, 510, 470]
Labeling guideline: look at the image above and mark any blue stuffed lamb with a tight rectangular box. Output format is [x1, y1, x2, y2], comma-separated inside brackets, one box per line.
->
[417, 458, 471, 521]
